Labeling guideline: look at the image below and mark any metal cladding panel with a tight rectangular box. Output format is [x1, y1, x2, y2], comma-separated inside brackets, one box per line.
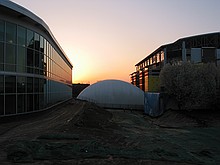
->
[77, 79, 144, 109]
[148, 76, 160, 92]
[217, 49, 220, 60]
[144, 92, 164, 117]
[191, 48, 202, 63]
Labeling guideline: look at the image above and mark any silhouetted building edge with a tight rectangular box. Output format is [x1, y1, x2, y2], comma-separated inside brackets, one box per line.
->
[131, 32, 220, 92]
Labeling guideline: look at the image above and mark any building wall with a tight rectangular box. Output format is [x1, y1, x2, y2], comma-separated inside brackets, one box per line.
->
[131, 33, 220, 92]
[72, 84, 90, 98]
[0, 3, 72, 116]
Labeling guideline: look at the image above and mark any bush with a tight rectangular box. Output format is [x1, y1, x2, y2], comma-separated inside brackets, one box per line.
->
[159, 62, 217, 110]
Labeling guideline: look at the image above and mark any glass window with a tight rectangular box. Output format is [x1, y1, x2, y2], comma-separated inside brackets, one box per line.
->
[17, 26, 26, 47]
[34, 94, 39, 110]
[27, 94, 33, 112]
[44, 54, 47, 76]
[17, 76, 26, 93]
[5, 94, 16, 114]
[40, 53, 44, 69]
[44, 81, 47, 105]
[34, 33, 40, 51]
[27, 29, 34, 49]
[46, 42, 49, 57]
[157, 53, 160, 63]
[27, 48, 34, 73]
[34, 78, 39, 93]
[35, 51, 39, 67]
[6, 22, 16, 44]
[40, 35, 44, 53]
[5, 44, 16, 71]
[0, 20, 5, 41]
[202, 48, 215, 63]
[17, 46, 26, 73]
[50, 59, 52, 75]
[51, 47, 54, 60]
[44, 39, 47, 54]
[39, 53, 44, 75]
[0, 75, 3, 94]
[48, 43, 51, 58]
[27, 77, 33, 93]
[0, 94, 4, 115]
[39, 93, 44, 109]
[47, 55, 50, 73]
[17, 94, 26, 113]
[0, 42, 4, 71]
[5, 76, 16, 93]
[39, 78, 44, 93]
[161, 51, 164, 61]
[152, 55, 156, 63]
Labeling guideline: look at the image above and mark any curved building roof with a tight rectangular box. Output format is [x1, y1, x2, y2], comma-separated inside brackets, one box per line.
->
[136, 32, 220, 66]
[77, 80, 144, 110]
[0, 0, 72, 68]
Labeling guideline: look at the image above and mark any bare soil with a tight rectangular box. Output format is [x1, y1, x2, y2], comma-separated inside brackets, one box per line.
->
[0, 99, 220, 165]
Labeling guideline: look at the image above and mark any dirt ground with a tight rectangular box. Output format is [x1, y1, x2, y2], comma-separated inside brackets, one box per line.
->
[0, 99, 220, 165]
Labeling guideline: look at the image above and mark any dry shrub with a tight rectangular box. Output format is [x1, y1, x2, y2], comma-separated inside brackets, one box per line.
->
[160, 62, 217, 110]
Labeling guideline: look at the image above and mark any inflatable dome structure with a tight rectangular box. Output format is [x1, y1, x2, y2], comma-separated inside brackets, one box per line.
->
[77, 80, 144, 110]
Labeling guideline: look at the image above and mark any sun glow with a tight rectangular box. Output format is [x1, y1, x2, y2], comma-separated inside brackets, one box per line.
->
[65, 46, 131, 85]
[65, 48, 90, 84]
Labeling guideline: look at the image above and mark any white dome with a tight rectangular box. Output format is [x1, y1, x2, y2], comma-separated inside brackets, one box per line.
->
[77, 79, 144, 110]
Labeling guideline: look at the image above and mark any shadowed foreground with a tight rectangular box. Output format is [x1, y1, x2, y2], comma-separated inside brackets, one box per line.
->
[0, 99, 220, 165]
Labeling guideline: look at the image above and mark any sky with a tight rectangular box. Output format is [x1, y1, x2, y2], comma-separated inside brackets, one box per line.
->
[11, 0, 220, 84]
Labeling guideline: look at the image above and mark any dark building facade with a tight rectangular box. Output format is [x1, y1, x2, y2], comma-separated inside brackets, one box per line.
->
[0, 0, 73, 116]
[72, 83, 90, 98]
[131, 32, 220, 92]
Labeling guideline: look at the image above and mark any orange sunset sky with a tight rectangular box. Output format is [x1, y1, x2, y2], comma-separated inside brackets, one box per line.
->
[11, 0, 220, 84]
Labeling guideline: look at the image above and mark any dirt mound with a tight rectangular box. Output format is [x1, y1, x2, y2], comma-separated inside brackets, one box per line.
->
[150, 109, 220, 128]
[73, 102, 113, 129]
[149, 110, 199, 128]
